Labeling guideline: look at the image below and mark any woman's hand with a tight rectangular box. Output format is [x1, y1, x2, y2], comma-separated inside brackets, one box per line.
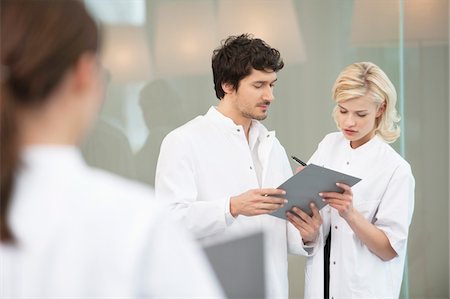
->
[320, 183, 354, 221]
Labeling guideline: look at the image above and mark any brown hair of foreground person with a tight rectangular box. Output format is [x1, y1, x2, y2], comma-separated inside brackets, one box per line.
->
[0, 0, 98, 243]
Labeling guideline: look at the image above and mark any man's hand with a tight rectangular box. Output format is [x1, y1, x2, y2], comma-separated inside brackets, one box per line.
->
[287, 203, 322, 244]
[295, 165, 305, 174]
[230, 188, 287, 217]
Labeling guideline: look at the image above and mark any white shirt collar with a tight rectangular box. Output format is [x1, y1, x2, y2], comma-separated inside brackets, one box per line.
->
[205, 106, 270, 142]
[344, 133, 385, 154]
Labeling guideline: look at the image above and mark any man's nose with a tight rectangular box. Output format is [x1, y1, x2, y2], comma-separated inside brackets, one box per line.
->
[263, 86, 274, 102]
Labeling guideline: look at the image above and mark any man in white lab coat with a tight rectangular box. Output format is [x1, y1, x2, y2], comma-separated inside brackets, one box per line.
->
[155, 34, 322, 299]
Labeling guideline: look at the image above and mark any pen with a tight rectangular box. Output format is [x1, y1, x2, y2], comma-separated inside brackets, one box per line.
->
[291, 155, 307, 166]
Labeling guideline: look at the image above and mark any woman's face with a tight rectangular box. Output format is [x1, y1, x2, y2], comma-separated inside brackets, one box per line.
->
[335, 94, 384, 148]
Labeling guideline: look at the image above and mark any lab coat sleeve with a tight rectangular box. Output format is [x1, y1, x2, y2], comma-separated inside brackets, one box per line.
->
[373, 163, 415, 255]
[140, 213, 225, 298]
[155, 130, 231, 239]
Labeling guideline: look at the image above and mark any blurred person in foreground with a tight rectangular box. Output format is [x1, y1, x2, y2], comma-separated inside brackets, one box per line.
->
[288, 62, 415, 298]
[0, 1, 224, 298]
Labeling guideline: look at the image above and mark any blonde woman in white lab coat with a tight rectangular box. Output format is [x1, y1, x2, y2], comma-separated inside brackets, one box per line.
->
[0, 1, 224, 298]
[288, 62, 415, 299]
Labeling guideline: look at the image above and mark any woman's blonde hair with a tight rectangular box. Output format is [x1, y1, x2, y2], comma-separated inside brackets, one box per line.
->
[331, 62, 400, 143]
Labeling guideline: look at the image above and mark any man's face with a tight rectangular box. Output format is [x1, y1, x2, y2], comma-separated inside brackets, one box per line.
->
[230, 69, 277, 121]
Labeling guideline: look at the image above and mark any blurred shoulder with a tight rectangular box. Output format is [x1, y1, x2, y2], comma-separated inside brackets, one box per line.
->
[83, 167, 167, 215]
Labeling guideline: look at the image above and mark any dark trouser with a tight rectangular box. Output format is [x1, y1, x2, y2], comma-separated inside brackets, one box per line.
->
[324, 231, 331, 299]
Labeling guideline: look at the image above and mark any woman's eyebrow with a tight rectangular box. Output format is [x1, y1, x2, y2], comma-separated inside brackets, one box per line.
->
[338, 104, 368, 113]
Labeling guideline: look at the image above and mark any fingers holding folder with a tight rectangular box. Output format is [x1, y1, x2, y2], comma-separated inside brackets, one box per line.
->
[286, 202, 323, 244]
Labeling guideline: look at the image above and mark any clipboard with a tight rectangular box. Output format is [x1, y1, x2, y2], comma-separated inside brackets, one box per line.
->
[270, 164, 361, 220]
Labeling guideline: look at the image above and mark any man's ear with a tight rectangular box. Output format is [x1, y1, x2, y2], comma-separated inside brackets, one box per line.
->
[221, 81, 235, 95]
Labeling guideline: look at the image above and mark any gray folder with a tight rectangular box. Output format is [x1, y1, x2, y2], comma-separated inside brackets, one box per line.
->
[203, 232, 265, 299]
[271, 163, 361, 219]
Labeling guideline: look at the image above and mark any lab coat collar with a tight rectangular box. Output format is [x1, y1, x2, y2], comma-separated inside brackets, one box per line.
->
[20, 145, 86, 172]
[344, 132, 384, 155]
[205, 106, 278, 187]
[205, 106, 275, 142]
[206, 106, 238, 131]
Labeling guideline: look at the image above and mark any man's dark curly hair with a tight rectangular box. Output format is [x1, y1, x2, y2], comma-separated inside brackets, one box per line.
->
[211, 33, 284, 100]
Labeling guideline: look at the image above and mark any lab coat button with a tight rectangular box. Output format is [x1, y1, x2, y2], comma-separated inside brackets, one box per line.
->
[333, 261, 336, 265]
[266, 134, 270, 138]
[346, 161, 349, 165]
[334, 225, 338, 229]
[237, 129, 240, 132]
[249, 166, 253, 170]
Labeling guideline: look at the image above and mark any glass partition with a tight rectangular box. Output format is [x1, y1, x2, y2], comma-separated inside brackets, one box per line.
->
[84, 0, 449, 297]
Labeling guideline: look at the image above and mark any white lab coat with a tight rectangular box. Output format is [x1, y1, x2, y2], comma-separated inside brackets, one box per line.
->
[156, 107, 314, 299]
[304, 132, 415, 299]
[0, 146, 224, 298]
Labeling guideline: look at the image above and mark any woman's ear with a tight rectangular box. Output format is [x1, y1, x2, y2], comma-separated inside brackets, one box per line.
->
[376, 101, 386, 117]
